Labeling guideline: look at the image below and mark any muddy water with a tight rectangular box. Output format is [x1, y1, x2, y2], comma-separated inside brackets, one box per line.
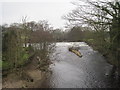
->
[40, 42, 117, 88]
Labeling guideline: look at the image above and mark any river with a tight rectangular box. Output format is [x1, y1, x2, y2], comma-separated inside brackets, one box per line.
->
[40, 42, 118, 88]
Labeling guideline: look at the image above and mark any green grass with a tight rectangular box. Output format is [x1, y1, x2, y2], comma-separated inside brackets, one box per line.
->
[0, 60, 2, 68]
[18, 53, 30, 65]
[85, 38, 120, 66]
[0, 53, 2, 68]
[2, 61, 12, 70]
[2, 47, 31, 70]
[2, 53, 30, 70]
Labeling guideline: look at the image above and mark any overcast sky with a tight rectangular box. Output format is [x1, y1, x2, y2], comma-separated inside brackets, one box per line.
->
[0, 0, 78, 29]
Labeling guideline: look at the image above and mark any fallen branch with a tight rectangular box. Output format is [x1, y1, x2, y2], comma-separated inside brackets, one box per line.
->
[69, 47, 82, 57]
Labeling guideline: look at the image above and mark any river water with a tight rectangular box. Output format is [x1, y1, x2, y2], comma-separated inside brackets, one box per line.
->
[40, 42, 118, 88]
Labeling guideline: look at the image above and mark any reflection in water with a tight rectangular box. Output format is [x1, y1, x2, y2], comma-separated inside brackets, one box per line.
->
[41, 42, 117, 88]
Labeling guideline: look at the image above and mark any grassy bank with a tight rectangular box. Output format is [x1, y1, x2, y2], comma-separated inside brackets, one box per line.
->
[84, 39, 119, 66]
[2, 52, 49, 88]
[2, 44, 54, 88]
[2, 46, 35, 75]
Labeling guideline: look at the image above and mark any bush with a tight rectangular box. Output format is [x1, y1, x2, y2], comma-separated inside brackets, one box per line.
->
[2, 61, 12, 70]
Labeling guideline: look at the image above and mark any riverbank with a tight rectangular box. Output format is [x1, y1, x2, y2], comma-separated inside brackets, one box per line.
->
[84, 40, 120, 83]
[2, 53, 51, 88]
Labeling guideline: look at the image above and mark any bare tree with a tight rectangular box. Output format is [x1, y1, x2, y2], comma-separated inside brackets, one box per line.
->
[64, 0, 120, 77]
